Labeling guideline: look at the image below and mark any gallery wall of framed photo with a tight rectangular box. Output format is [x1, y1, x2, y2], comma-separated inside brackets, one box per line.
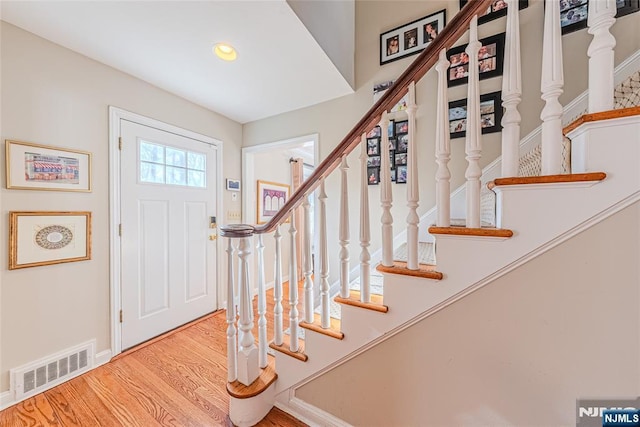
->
[366, 119, 409, 185]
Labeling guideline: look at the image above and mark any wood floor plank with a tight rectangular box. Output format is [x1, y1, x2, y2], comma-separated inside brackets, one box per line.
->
[130, 340, 231, 423]
[0, 393, 62, 427]
[44, 382, 102, 427]
[81, 365, 163, 427]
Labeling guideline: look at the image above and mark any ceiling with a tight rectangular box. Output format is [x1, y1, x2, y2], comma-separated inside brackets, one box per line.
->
[0, 0, 354, 124]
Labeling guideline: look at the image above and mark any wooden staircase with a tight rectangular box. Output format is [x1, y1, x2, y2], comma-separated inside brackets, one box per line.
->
[219, 0, 640, 424]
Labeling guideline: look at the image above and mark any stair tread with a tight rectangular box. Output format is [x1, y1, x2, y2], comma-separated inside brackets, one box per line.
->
[299, 314, 344, 340]
[335, 290, 388, 313]
[428, 225, 513, 238]
[376, 262, 443, 280]
[563, 106, 640, 134]
[490, 172, 606, 188]
[227, 355, 278, 399]
[269, 340, 308, 362]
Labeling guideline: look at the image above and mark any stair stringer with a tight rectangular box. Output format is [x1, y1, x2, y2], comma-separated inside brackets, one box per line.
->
[272, 115, 640, 415]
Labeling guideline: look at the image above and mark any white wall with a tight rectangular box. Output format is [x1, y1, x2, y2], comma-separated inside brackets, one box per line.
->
[0, 21, 243, 392]
[297, 201, 640, 426]
[242, 1, 640, 285]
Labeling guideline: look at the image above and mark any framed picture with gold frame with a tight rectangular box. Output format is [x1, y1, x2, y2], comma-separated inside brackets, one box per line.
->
[9, 211, 92, 270]
[5, 140, 92, 192]
[256, 180, 290, 224]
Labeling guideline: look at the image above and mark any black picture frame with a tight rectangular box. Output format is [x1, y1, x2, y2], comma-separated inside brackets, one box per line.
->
[367, 167, 380, 185]
[561, 0, 640, 35]
[459, 0, 529, 25]
[396, 165, 408, 184]
[367, 156, 381, 167]
[447, 33, 505, 88]
[617, 0, 640, 18]
[380, 9, 447, 65]
[367, 126, 381, 139]
[396, 133, 409, 153]
[395, 120, 409, 134]
[448, 91, 503, 139]
[367, 138, 381, 156]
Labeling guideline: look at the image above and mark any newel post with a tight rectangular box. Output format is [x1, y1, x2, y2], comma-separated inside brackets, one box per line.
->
[220, 224, 258, 387]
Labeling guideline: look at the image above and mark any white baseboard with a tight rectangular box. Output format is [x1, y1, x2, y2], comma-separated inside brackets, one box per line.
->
[276, 396, 353, 427]
[0, 391, 13, 411]
[95, 349, 113, 367]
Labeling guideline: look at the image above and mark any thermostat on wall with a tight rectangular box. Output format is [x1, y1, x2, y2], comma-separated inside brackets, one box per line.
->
[226, 178, 241, 192]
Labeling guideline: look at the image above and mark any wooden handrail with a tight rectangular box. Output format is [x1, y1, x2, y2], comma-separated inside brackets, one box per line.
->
[255, 0, 494, 234]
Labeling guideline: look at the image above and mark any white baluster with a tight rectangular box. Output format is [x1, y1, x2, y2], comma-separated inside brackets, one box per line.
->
[288, 210, 300, 352]
[380, 111, 394, 267]
[273, 226, 284, 346]
[465, 16, 482, 229]
[541, 0, 564, 175]
[236, 237, 258, 386]
[339, 156, 350, 299]
[318, 180, 331, 328]
[359, 133, 371, 303]
[588, 0, 616, 113]
[435, 49, 452, 227]
[501, 0, 523, 178]
[256, 234, 267, 369]
[406, 82, 419, 269]
[302, 195, 314, 324]
[226, 239, 237, 383]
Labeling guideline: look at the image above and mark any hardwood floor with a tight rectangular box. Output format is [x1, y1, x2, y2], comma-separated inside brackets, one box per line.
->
[0, 281, 309, 427]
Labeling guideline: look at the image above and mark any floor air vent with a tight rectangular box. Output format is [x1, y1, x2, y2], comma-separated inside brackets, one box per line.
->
[10, 340, 95, 400]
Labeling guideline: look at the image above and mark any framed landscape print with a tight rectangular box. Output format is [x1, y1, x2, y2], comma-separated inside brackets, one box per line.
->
[460, 0, 529, 25]
[9, 211, 92, 270]
[257, 180, 290, 224]
[380, 9, 446, 65]
[447, 33, 505, 87]
[5, 140, 92, 192]
[449, 91, 503, 139]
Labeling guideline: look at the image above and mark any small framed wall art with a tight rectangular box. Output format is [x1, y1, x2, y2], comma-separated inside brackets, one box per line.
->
[257, 180, 290, 224]
[9, 211, 92, 270]
[5, 140, 92, 192]
[226, 178, 241, 191]
[380, 9, 446, 65]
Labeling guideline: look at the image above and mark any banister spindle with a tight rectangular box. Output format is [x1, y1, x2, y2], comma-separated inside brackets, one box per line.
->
[237, 236, 258, 386]
[339, 155, 350, 299]
[380, 111, 394, 267]
[359, 133, 371, 303]
[541, 0, 564, 175]
[435, 49, 451, 227]
[256, 234, 267, 369]
[587, 0, 616, 113]
[406, 82, 419, 269]
[225, 239, 237, 383]
[501, 0, 523, 178]
[302, 195, 314, 324]
[318, 180, 331, 328]
[273, 226, 284, 346]
[465, 16, 482, 229]
[288, 209, 300, 352]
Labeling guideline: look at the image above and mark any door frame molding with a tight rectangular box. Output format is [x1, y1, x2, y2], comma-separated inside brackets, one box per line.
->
[108, 106, 224, 356]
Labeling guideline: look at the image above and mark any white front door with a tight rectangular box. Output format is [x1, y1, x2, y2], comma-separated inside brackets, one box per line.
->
[120, 119, 218, 350]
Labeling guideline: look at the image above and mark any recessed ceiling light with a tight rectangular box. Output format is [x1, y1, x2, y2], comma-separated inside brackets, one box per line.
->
[213, 43, 237, 61]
